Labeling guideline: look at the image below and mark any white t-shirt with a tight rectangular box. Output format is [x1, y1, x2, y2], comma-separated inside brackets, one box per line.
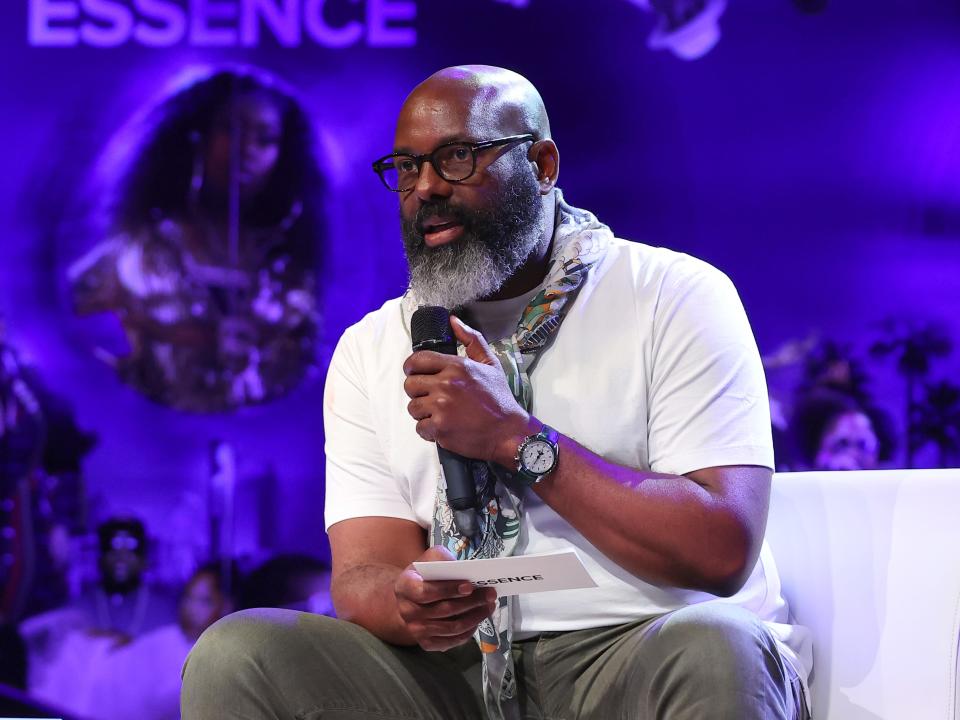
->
[324, 237, 811, 685]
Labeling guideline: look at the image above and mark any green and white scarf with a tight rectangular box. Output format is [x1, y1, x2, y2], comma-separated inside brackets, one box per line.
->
[412, 191, 612, 720]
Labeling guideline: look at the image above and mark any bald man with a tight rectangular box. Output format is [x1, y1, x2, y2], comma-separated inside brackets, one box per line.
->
[181, 66, 810, 720]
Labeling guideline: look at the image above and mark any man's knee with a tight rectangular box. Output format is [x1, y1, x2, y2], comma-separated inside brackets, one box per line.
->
[658, 603, 774, 668]
[631, 603, 793, 719]
[182, 609, 361, 717]
[183, 608, 361, 692]
[183, 608, 303, 683]
[650, 603, 788, 700]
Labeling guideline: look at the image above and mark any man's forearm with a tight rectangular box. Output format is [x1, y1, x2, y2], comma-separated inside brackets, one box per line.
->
[331, 563, 417, 646]
[493, 426, 767, 597]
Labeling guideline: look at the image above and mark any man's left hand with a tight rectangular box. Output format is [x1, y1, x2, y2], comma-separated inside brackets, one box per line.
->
[403, 316, 533, 464]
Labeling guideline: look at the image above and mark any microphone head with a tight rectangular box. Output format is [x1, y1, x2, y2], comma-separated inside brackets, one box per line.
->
[411, 305, 456, 354]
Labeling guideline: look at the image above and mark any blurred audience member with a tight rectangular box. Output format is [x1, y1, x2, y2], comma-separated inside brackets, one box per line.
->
[2, 333, 47, 622]
[179, 561, 238, 642]
[83, 561, 237, 720]
[760, 333, 818, 471]
[22, 516, 176, 713]
[783, 340, 898, 471]
[22, 560, 234, 719]
[792, 389, 889, 471]
[1, 327, 96, 622]
[80, 517, 178, 641]
[239, 553, 333, 615]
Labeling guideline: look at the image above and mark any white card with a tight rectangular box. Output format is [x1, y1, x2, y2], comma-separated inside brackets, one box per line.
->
[413, 549, 598, 596]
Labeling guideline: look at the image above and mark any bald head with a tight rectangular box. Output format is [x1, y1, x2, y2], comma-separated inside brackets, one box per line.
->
[397, 65, 551, 145]
[390, 66, 561, 308]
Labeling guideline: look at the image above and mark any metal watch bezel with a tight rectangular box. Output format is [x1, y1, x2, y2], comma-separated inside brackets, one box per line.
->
[514, 425, 559, 485]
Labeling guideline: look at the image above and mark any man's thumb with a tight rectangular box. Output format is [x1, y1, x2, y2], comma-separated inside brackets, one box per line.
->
[420, 545, 457, 562]
[450, 315, 496, 365]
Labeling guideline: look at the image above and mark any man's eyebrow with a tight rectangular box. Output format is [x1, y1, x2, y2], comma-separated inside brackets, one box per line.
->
[393, 134, 476, 155]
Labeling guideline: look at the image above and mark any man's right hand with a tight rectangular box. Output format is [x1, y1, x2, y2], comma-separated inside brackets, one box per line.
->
[394, 546, 497, 651]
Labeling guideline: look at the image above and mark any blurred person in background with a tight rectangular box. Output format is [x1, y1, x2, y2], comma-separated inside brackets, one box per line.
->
[23, 516, 177, 713]
[0, 622, 78, 720]
[1, 323, 97, 623]
[84, 561, 238, 720]
[83, 516, 178, 641]
[791, 389, 893, 471]
[22, 559, 236, 719]
[179, 561, 239, 641]
[238, 553, 333, 616]
[68, 66, 327, 412]
[789, 341, 897, 471]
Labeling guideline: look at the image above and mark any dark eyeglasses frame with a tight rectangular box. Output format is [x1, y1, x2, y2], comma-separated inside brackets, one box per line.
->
[372, 134, 535, 192]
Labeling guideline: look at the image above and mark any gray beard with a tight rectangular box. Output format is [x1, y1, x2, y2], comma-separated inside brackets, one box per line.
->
[406, 235, 531, 310]
[401, 170, 545, 310]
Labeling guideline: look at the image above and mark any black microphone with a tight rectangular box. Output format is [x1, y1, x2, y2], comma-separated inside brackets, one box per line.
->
[410, 306, 479, 538]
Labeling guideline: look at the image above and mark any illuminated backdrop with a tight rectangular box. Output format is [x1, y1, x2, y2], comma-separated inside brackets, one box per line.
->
[2, 0, 959, 559]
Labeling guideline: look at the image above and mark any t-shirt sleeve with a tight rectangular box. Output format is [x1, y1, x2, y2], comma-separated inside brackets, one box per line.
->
[323, 324, 417, 530]
[646, 260, 774, 476]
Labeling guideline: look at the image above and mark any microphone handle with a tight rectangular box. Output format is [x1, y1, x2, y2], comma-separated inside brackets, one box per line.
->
[408, 305, 479, 538]
[438, 446, 479, 537]
[438, 446, 476, 510]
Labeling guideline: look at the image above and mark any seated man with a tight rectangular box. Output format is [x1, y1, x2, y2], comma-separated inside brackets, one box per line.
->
[182, 65, 811, 720]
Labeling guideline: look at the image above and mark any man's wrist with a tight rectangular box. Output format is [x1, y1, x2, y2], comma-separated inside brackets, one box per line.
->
[493, 413, 540, 469]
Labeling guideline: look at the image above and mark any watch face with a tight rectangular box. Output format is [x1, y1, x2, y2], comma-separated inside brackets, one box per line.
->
[520, 439, 555, 474]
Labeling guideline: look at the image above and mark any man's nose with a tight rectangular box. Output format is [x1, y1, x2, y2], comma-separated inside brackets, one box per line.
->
[413, 160, 454, 202]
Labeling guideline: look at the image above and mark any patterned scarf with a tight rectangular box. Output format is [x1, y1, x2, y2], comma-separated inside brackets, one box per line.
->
[420, 191, 611, 720]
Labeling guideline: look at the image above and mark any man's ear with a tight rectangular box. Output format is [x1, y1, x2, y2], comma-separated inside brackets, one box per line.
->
[530, 139, 559, 193]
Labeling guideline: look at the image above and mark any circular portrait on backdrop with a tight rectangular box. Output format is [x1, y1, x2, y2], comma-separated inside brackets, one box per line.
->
[67, 66, 327, 413]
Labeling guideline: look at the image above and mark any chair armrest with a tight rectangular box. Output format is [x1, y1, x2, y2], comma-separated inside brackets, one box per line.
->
[767, 469, 960, 720]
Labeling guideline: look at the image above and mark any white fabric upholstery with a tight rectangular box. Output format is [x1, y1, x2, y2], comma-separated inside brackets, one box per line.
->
[767, 470, 960, 719]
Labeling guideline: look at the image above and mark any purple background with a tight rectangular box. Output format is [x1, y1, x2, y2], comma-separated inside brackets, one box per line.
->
[2, 0, 959, 561]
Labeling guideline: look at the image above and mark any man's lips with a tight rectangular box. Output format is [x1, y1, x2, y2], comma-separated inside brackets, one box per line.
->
[420, 218, 465, 246]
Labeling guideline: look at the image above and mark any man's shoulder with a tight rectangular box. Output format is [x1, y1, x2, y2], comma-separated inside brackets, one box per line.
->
[339, 295, 407, 345]
[330, 295, 409, 375]
[604, 236, 731, 292]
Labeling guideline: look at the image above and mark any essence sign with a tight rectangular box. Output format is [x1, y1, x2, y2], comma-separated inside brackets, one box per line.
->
[28, 0, 417, 47]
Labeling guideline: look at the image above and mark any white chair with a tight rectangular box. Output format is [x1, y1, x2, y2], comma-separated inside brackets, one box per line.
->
[767, 469, 960, 720]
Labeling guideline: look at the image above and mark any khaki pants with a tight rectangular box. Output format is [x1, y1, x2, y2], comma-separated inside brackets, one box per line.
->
[181, 602, 808, 720]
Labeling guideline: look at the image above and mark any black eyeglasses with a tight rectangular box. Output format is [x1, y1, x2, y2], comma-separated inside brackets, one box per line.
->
[372, 134, 535, 192]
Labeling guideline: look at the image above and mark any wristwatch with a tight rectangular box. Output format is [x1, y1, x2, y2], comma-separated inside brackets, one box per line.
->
[515, 424, 560, 486]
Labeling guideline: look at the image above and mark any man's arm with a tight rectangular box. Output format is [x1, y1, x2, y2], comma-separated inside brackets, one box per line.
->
[521, 440, 769, 597]
[329, 516, 497, 648]
[324, 324, 495, 650]
[403, 317, 771, 598]
[329, 517, 424, 644]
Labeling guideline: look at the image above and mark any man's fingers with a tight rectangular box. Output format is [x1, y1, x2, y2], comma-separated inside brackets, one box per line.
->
[396, 574, 464, 602]
[419, 627, 481, 652]
[409, 599, 498, 651]
[407, 397, 430, 421]
[403, 350, 458, 377]
[414, 590, 496, 621]
[417, 601, 495, 637]
[399, 594, 492, 627]
[397, 581, 492, 625]
[450, 316, 497, 366]
[403, 374, 431, 399]
[396, 549, 498, 651]
[415, 418, 437, 443]
[419, 598, 486, 622]
[396, 548, 472, 604]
